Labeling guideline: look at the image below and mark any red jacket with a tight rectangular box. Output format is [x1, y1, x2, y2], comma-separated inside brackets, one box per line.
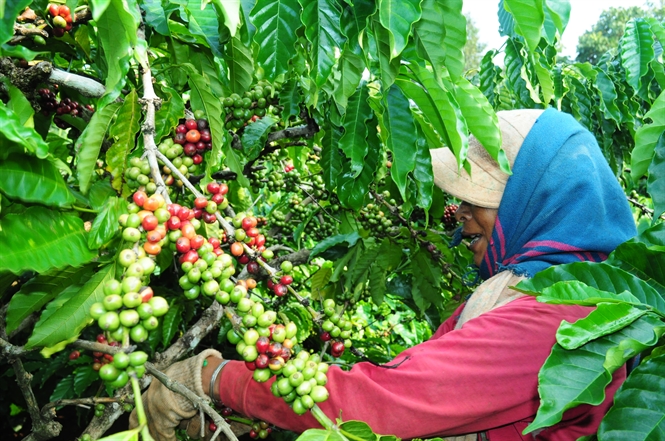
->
[219, 296, 624, 440]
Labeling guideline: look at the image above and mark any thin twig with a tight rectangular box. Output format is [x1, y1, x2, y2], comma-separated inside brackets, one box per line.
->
[144, 363, 238, 441]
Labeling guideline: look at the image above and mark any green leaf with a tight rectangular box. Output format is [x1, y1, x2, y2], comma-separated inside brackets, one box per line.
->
[543, 0, 570, 38]
[73, 364, 98, 395]
[334, 50, 365, 112]
[648, 133, 665, 221]
[525, 314, 664, 433]
[454, 77, 510, 174]
[371, 18, 400, 91]
[241, 116, 278, 161]
[598, 354, 665, 440]
[107, 90, 141, 193]
[368, 263, 387, 305]
[162, 301, 183, 347]
[439, 0, 465, 79]
[154, 85, 185, 143]
[340, 0, 375, 53]
[556, 303, 647, 350]
[524, 280, 640, 306]
[300, 0, 346, 88]
[250, 0, 301, 82]
[296, 428, 346, 441]
[0, 207, 95, 274]
[0, 0, 31, 46]
[632, 90, 665, 181]
[49, 375, 75, 403]
[382, 85, 417, 200]
[0, 103, 49, 159]
[279, 76, 301, 122]
[214, 0, 240, 36]
[497, 0, 516, 38]
[88, 197, 123, 249]
[351, 243, 380, 286]
[516, 261, 665, 312]
[310, 266, 333, 297]
[281, 303, 313, 341]
[339, 84, 372, 178]
[594, 69, 622, 123]
[310, 232, 361, 260]
[339, 421, 379, 441]
[320, 126, 343, 192]
[503, 38, 533, 108]
[400, 64, 469, 165]
[503, 0, 544, 52]
[96, 0, 133, 106]
[223, 34, 254, 95]
[412, 132, 434, 210]
[478, 50, 503, 108]
[410, 248, 443, 311]
[88, 180, 117, 211]
[140, 0, 170, 35]
[7, 82, 34, 126]
[412, 0, 446, 82]
[620, 18, 655, 93]
[185, 0, 225, 58]
[0, 153, 75, 208]
[608, 240, 665, 296]
[338, 118, 380, 210]
[26, 264, 115, 349]
[6, 266, 91, 334]
[378, 0, 421, 59]
[76, 103, 122, 195]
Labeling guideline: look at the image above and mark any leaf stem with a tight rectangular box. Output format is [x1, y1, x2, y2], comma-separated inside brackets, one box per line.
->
[72, 205, 98, 213]
[309, 404, 335, 430]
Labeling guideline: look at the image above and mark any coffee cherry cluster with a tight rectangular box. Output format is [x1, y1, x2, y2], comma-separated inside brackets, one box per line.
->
[197, 181, 230, 223]
[89, 250, 169, 345]
[267, 196, 338, 245]
[97, 349, 149, 389]
[47, 3, 73, 37]
[176, 238, 236, 302]
[222, 81, 279, 130]
[265, 261, 294, 297]
[88, 334, 119, 372]
[319, 299, 352, 356]
[173, 116, 212, 165]
[228, 213, 268, 262]
[119, 192, 171, 256]
[358, 202, 394, 237]
[37, 88, 94, 129]
[124, 157, 158, 194]
[442, 204, 459, 231]
[248, 420, 273, 439]
[268, 350, 330, 415]
[228, 302, 298, 374]
[156, 138, 191, 189]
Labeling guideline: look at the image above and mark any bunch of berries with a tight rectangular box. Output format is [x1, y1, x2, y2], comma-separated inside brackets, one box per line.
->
[443, 204, 459, 230]
[319, 299, 352, 357]
[89, 249, 169, 345]
[47, 3, 74, 37]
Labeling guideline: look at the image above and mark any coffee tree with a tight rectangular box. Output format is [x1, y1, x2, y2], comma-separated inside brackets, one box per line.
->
[0, 0, 664, 440]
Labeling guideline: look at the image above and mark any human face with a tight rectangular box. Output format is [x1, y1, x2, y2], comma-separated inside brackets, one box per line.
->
[455, 202, 498, 266]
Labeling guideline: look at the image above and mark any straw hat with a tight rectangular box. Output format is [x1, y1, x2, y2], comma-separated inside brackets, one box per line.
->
[430, 109, 544, 209]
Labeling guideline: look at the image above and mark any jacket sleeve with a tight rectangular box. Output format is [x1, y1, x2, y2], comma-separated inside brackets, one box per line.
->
[218, 297, 618, 439]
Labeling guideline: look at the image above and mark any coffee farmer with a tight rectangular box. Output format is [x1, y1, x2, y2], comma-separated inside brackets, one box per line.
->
[131, 108, 636, 440]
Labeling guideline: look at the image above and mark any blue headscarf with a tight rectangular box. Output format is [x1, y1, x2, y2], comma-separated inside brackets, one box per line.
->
[477, 108, 636, 280]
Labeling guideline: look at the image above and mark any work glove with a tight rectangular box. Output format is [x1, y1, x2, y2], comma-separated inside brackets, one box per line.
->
[129, 349, 221, 441]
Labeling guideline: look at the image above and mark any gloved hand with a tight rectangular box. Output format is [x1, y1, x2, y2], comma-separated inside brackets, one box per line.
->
[129, 349, 221, 441]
